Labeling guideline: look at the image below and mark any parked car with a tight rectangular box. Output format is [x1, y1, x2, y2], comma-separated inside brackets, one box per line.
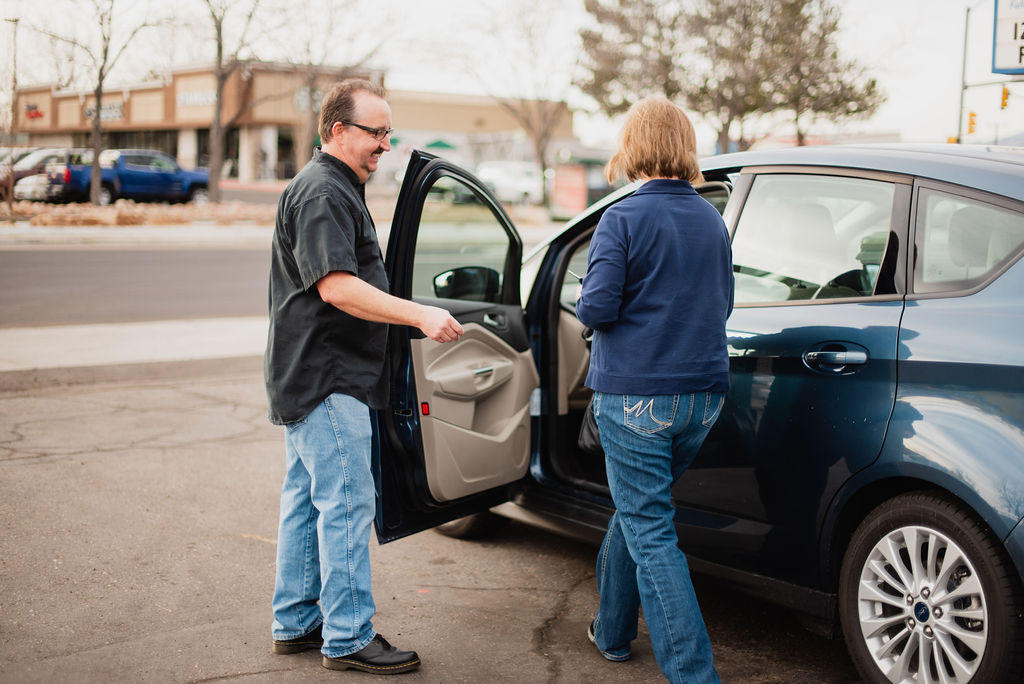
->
[47, 148, 209, 204]
[13, 173, 50, 201]
[1, 147, 65, 201]
[0, 147, 39, 167]
[475, 160, 544, 204]
[369, 145, 1024, 683]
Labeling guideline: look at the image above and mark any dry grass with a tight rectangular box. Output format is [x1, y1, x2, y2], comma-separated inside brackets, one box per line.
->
[0, 199, 277, 226]
[0, 195, 560, 233]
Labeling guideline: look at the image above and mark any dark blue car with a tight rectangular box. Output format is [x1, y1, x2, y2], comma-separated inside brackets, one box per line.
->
[47, 148, 208, 205]
[373, 145, 1024, 683]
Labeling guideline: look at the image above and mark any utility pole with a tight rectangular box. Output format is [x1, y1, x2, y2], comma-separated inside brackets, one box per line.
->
[5, 17, 18, 224]
[956, 5, 971, 143]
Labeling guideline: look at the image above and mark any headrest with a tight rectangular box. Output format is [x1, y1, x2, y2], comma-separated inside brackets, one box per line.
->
[948, 206, 994, 268]
[790, 202, 834, 231]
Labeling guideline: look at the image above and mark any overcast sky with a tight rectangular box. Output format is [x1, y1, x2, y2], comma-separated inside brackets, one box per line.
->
[3, 0, 1020, 151]
[375, 0, 1020, 149]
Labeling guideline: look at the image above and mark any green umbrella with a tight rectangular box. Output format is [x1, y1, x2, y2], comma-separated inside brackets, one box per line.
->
[425, 139, 456, 150]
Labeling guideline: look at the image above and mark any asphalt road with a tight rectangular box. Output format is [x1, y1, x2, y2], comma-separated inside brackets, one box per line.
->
[0, 248, 270, 328]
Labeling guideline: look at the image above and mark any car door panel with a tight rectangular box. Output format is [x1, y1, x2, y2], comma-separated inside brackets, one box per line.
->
[375, 151, 535, 542]
[411, 322, 537, 502]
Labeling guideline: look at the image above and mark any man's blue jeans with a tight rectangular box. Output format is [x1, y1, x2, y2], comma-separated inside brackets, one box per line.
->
[271, 393, 377, 657]
[591, 391, 724, 684]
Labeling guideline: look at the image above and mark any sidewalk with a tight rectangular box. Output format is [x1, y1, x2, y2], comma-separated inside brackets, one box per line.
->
[0, 317, 268, 373]
[0, 222, 273, 249]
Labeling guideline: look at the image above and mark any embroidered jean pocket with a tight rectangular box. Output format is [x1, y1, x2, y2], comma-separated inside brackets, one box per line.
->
[623, 394, 678, 434]
[702, 393, 725, 427]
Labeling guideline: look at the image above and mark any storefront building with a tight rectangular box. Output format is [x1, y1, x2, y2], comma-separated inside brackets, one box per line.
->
[13, 61, 575, 186]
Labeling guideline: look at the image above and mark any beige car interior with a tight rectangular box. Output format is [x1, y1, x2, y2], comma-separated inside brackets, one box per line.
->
[411, 323, 539, 502]
[557, 309, 592, 415]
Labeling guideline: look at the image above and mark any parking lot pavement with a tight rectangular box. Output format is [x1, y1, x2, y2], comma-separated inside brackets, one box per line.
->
[0, 364, 859, 683]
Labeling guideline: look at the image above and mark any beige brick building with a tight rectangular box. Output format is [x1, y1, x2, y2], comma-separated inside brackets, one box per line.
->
[13, 61, 575, 185]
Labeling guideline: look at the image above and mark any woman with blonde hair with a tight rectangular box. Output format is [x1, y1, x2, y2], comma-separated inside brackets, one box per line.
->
[575, 97, 732, 683]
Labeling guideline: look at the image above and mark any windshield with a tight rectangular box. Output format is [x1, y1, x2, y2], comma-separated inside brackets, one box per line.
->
[13, 148, 57, 171]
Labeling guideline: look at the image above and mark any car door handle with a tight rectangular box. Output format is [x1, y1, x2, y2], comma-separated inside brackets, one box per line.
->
[432, 359, 514, 399]
[803, 350, 868, 366]
[482, 313, 507, 330]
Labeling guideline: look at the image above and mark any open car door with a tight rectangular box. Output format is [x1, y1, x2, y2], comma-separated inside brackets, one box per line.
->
[374, 151, 539, 542]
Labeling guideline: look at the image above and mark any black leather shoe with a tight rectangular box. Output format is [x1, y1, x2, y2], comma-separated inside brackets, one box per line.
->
[272, 623, 323, 654]
[322, 634, 420, 674]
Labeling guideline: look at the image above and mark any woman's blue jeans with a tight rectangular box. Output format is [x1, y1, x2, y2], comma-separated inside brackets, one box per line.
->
[592, 391, 724, 684]
[271, 393, 377, 658]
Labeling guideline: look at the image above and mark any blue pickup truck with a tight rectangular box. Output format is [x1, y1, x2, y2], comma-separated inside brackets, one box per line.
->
[47, 148, 209, 204]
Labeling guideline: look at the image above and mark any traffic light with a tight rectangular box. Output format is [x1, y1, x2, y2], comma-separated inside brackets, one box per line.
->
[1002, 86, 1010, 110]
[968, 111, 977, 134]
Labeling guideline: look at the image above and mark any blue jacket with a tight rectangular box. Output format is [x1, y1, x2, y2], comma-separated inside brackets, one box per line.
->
[575, 179, 734, 395]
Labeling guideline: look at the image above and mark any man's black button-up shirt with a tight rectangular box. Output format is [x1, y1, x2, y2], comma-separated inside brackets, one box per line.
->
[264, 148, 389, 424]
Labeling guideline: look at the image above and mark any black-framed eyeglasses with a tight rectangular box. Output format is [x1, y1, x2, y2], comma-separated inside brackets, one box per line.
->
[341, 120, 394, 141]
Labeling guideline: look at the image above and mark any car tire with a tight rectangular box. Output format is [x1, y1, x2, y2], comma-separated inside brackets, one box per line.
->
[188, 187, 209, 204]
[97, 185, 114, 206]
[839, 491, 1024, 683]
[433, 511, 509, 540]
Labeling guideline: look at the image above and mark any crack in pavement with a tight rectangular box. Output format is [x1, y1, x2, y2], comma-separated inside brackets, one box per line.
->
[413, 582, 564, 594]
[188, 667, 294, 683]
[532, 569, 594, 683]
[0, 395, 272, 465]
[0, 423, 273, 464]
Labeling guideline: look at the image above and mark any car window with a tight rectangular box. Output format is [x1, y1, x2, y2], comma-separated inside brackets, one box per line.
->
[124, 154, 154, 168]
[411, 174, 511, 303]
[914, 188, 1024, 294]
[99, 150, 120, 168]
[731, 173, 896, 304]
[152, 155, 178, 172]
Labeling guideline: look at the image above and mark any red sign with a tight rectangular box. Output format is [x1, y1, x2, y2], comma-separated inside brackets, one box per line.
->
[552, 164, 588, 216]
[24, 104, 43, 120]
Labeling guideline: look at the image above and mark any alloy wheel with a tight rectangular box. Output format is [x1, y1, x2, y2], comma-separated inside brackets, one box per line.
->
[856, 524, 988, 683]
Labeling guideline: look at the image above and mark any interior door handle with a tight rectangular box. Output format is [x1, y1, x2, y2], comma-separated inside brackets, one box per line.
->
[482, 313, 507, 329]
[803, 350, 868, 366]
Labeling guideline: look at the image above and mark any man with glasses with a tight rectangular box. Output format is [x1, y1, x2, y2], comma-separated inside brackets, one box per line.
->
[265, 78, 463, 674]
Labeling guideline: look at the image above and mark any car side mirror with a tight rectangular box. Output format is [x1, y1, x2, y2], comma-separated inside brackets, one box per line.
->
[433, 266, 500, 302]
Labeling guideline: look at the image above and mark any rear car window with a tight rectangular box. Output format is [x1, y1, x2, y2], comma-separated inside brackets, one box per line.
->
[914, 189, 1024, 294]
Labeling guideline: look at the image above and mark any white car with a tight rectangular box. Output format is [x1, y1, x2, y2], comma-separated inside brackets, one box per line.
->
[13, 173, 50, 201]
[475, 160, 543, 204]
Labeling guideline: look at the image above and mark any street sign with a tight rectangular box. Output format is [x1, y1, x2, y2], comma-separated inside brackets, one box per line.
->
[994, 0, 1024, 74]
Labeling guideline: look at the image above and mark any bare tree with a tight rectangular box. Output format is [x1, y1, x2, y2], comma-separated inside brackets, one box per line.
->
[199, 0, 263, 202]
[4, 17, 18, 222]
[765, 0, 883, 145]
[454, 0, 577, 206]
[34, 0, 159, 204]
[280, 0, 385, 173]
